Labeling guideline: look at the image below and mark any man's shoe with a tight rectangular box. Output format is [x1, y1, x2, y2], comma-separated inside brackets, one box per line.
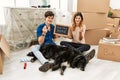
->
[85, 49, 95, 63]
[39, 62, 53, 72]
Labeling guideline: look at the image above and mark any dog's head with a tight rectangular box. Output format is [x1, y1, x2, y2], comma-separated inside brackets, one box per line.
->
[70, 54, 87, 71]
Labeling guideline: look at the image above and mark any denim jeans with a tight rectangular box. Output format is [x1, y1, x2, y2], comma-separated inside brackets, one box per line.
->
[60, 41, 90, 53]
[31, 44, 48, 64]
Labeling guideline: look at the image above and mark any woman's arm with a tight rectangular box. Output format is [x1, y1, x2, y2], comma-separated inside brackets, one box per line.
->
[81, 25, 86, 43]
[68, 26, 73, 39]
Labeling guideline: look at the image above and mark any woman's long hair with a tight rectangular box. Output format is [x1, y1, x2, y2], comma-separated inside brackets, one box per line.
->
[72, 12, 83, 31]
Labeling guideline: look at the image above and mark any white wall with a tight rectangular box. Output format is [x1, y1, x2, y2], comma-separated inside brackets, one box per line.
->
[60, 0, 68, 11]
[16, 0, 29, 7]
[67, 0, 73, 12]
[49, 0, 59, 9]
[29, 0, 50, 7]
[0, 0, 15, 25]
[72, 0, 77, 12]
[110, 0, 120, 9]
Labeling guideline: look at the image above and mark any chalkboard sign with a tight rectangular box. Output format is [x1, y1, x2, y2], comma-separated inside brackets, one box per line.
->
[54, 24, 69, 36]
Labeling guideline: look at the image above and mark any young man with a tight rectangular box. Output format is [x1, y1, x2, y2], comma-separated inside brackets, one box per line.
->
[31, 11, 56, 72]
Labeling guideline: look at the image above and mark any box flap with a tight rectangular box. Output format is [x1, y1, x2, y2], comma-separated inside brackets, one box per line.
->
[0, 35, 10, 58]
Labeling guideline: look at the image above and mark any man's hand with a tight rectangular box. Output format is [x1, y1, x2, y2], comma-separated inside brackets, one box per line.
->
[42, 26, 48, 35]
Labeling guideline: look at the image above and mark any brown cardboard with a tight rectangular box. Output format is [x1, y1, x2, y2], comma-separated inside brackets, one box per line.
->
[111, 9, 120, 17]
[107, 18, 119, 28]
[97, 39, 120, 62]
[77, 0, 110, 13]
[0, 35, 10, 74]
[104, 23, 119, 33]
[83, 13, 107, 30]
[85, 29, 111, 45]
[110, 31, 120, 39]
[0, 50, 4, 74]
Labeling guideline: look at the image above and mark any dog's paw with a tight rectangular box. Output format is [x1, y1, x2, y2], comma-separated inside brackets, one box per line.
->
[52, 64, 61, 71]
[30, 57, 37, 63]
[80, 67, 85, 71]
[60, 65, 66, 75]
[27, 52, 34, 57]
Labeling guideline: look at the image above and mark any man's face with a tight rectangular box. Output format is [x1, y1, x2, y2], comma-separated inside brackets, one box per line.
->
[45, 16, 54, 24]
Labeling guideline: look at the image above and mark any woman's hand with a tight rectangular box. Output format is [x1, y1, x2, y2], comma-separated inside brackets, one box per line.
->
[79, 27, 83, 32]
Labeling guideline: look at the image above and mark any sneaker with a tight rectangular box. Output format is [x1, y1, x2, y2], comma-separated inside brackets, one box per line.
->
[85, 49, 95, 63]
[39, 62, 53, 72]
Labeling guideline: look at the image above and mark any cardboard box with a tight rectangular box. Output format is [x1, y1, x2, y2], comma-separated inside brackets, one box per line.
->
[0, 35, 10, 74]
[111, 9, 120, 17]
[77, 0, 110, 13]
[107, 18, 119, 28]
[104, 23, 119, 33]
[85, 29, 111, 45]
[97, 39, 120, 62]
[110, 31, 120, 39]
[83, 13, 107, 30]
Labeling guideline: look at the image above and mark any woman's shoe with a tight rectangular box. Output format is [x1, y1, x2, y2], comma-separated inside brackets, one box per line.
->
[85, 49, 95, 63]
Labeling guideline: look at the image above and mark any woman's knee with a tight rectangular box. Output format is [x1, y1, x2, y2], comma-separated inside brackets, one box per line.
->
[60, 41, 68, 45]
[85, 44, 91, 50]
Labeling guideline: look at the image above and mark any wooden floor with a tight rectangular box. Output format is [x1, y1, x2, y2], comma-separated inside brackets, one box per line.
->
[0, 44, 120, 80]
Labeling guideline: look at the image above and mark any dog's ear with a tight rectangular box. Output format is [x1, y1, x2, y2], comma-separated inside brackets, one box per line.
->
[70, 55, 82, 68]
[73, 55, 83, 62]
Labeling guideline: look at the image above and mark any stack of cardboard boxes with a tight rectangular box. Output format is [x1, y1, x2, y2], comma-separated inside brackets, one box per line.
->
[108, 8, 120, 32]
[77, 0, 110, 45]
[97, 8, 120, 62]
[77, 0, 120, 62]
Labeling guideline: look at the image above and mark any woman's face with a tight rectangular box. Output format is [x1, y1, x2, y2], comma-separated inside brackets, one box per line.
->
[75, 16, 81, 25]
[45, 16, 54, 24]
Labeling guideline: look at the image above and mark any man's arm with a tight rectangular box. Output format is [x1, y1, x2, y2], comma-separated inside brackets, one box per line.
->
[38, 26, 47, 45]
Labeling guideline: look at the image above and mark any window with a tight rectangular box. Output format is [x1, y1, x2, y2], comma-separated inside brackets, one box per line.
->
[110, 0, 120, 9]
[0, 0, 14, 25]
[15, 0, 29, 7]
[50, 0, 59, 9]
[0, 0, 69, 25]
[50, 0, 68, 11]
[0, 0, 29, 25]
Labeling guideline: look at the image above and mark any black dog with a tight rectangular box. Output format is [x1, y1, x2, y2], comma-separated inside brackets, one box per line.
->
[27, 44, 90, 74]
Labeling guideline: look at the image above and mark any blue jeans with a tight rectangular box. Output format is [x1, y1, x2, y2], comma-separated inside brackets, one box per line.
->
[60, 41, 90, 53]
[31, 45, 48, 64]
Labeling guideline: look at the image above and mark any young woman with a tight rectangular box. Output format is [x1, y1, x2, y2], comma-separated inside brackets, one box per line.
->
[69, 12, 86, 43]
[60, 12, 95, 61]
